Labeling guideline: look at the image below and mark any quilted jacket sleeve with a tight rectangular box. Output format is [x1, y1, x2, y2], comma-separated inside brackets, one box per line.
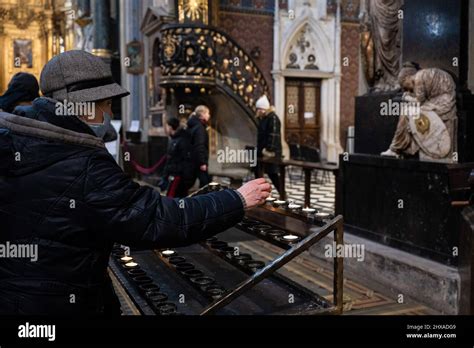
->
[83, 150, 244, 248]
[0, 128, 14, 176]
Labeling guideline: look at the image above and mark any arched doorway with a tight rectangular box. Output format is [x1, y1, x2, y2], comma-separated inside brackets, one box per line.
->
[274, 12, 343, 163]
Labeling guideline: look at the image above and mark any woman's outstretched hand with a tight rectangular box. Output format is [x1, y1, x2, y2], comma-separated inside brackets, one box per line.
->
[237, 178, 272, 209]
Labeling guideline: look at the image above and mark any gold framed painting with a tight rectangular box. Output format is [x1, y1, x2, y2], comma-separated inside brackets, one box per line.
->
[13, 39, 33, 68]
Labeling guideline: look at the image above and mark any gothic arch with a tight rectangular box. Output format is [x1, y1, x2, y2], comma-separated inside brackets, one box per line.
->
[281, 14, 334, 72]
[274, 7, 343, 162]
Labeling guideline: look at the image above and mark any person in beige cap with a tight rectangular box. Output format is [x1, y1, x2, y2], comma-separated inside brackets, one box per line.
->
[0, 50, 271, 315]
[254, 95, 283, 196]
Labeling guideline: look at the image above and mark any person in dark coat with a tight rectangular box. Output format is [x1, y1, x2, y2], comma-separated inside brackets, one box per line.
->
[0, 50, 271, 315]
[162, 117, 195, 198]
[255, 95, 283, 196]
[0, 72, 40, 113]
[187, 105, 211, 187]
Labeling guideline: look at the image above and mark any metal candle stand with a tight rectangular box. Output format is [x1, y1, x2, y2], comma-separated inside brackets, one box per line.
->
[110, 246, 180, 315]
[196, 184, 343, 315]
[108, 183, 344, 315]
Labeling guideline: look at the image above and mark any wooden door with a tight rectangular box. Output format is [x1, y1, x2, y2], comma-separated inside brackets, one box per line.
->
[284, 78, 321, 149]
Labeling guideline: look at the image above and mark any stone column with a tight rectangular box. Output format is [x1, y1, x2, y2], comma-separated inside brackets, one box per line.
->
[92, 0, 112, 58]
[329, 0, 343, 163]
[272, 1, 289, 158]
[119, 0, 151, 140]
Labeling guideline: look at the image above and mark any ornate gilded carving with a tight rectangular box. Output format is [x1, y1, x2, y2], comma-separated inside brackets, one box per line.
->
[162, 35, 178, 60]
[11, 6, 36, 29]
[178, 0, 209, 24]
[0, 0, 44, 31]
[415, 114, 430, 135]
[159, 24, 269, 114]
[0, 0, 68, 92]
[0, 7, 8, 20]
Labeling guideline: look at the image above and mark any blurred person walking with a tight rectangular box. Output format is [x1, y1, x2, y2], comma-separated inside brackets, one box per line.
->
[0, 73, 39, 113]
[187, 105, 211, 187]
[162, 117, 195, 198]
[254, 95, 283, 196]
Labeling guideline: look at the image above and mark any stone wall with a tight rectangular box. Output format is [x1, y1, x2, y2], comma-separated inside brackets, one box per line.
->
[340, 22, 360, 149]
[331, 0, 361, 150]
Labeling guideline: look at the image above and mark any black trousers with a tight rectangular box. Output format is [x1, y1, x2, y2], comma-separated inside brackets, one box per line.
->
[267, 172, 281, 195]
[254, 163, 281, 196]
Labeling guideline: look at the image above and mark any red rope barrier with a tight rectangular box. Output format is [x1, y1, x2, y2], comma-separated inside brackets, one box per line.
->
[122, 141, 167, 175]
[167, 176, 182, 198]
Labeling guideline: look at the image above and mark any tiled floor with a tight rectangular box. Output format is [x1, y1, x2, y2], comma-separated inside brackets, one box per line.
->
[132, 173, 436, 315]
[242, 166, 336, 214]
[236, 169, 436, 315]
[237, 240, 438, 315]
[144, 166, 337, 215]
[135, 174, 436, 315]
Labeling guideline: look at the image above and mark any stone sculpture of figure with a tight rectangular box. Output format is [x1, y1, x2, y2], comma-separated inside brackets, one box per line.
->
[305, 54, 319, 70]
[362, 0, 402, 91]
[381, 63, 458, 162]
[286, 52, 300, 69]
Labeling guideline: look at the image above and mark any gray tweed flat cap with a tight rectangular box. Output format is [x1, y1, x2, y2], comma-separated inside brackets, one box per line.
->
[40, 50, 129, 103]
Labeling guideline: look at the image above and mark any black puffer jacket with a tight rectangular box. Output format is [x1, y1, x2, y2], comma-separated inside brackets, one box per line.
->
[256, 111, 283, 175]
[163, 127, 194, 180]
[257, 110, 282, 158]
[187, 116, 209, 167]
[0, 98, 245, 315]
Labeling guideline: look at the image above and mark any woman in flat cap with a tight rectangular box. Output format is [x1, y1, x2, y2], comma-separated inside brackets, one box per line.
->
[0, 50, 271, 315]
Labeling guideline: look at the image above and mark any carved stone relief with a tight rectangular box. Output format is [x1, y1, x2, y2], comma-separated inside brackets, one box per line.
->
[285, 24, 319, 71]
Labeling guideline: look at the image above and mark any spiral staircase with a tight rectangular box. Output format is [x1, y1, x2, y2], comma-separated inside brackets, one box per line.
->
[157, 23, 271, 180]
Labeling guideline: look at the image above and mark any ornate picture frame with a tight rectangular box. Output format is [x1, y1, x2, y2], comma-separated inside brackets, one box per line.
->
[13, 39, 33, 68]
[126, 40, 144, 75]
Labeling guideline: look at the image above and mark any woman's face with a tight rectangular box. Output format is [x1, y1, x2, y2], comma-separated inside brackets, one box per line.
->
[256, 108, 266, 117]
[200, 109, 210, 122]
[95, 99, 113, 123]
[82, 99, 113, 124]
